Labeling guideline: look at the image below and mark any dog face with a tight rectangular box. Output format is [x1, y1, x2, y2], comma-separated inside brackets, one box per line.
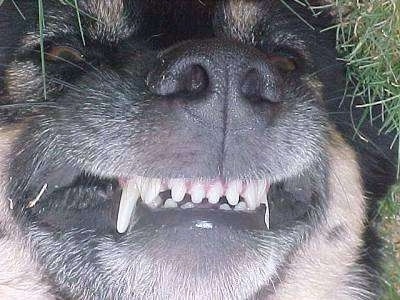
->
[0, 1, 371, 299]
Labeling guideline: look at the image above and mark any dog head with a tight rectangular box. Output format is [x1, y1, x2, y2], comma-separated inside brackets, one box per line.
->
[0, 1, 355, 298]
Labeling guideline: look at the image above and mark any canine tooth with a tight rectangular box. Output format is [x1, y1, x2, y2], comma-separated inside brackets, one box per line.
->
[259, 189, 267, 204]
[234, 201, 247, 211]
[117, 180, 140, 234]
[242, 181, 258, 210]
[219, 203, 231, 210]
[226, 180, 242, 205]
[164, 198, 178, 208]
[264, 199, 270, 229]
[190, 182, 205, 204]
[169, 179, 186, 202]
[259, 183, 268, 204]
[207, 182, 223, 204]
[181, 202, 195, 209]
[257, 180, 267, 201]
[141, 178, 161, 205]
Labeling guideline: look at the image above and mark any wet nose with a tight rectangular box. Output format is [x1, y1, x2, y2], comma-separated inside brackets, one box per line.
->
[147, 39, 280, 104]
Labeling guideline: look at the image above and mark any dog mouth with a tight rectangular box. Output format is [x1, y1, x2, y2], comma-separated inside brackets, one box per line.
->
[21, 164, 315, 235]
[117, 176, 270, 233]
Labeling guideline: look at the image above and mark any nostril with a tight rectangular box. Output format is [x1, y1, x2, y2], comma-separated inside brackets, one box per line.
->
[241, 68, 279, 103]
[147, 62, 209, 98]
[241, 69, 260, 98]
[241, 69, 262, 101]
[183, 64, 208, 95]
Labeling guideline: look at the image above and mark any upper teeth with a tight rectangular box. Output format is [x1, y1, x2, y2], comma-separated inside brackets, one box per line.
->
[116, 176, 270, 233]
[207, 182, 224, 204]
[117, 179, 140, 234]
[225, 180, 242, 206]
[190, 181, 206, 204]
[169, 179, 186, 202]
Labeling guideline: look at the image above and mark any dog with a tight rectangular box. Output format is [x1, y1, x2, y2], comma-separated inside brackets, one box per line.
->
[0, 0, 396, 299]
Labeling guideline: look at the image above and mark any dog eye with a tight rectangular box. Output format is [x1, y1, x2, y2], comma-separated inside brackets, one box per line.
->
[46, 46, 84, 62]
[269, 55, 296, 72]
[269, 48, 300, 72]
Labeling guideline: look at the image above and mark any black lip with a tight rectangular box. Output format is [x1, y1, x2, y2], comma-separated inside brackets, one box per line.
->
[134, 204, 267, 230]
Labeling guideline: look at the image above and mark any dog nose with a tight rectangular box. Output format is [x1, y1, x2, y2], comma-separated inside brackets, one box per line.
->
[148, 60, 209, 97]
[147, 39, 280, 104]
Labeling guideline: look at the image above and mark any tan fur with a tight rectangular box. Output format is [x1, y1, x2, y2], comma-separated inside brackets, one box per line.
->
[301, 75, 324, 102]
[273, 131, 368, 299]
[0, 126, 54, 299]
[84, 0, 135, 42]
[4, 61, 42, 103]
[224, 0, 264, 42]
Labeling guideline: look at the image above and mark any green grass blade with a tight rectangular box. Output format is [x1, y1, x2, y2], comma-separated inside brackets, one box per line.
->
[11, 0, 25, 19]
[73, 0, 85, 46]
[38, 0, 47, 100]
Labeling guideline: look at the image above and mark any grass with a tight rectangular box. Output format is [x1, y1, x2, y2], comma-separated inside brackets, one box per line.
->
[335, 0, 400, 170]
[38, 0, 46, 99]
[380, 188, 400, 299]
[332, 1, 400, 298]
[36, 0, 86, 100]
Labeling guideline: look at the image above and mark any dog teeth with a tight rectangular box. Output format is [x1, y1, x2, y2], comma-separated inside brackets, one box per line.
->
[264, 198, 270, 229]
[117, 179, 140, 234]
[242, 181, 258, 210]
[219, 203, 231, 210]
[207, 182, 223, 204]
[117, 176, 271, 233]
[140, 178, 161, 205]
[190, 182, 205, 204]
[181, 202, 195, 209]
[169, 179, 186, 202]
[164, 198, 178, 208]
[257, 180, 268, 201]
[226, 180, 242, 205]
[234, 201, 247, 211]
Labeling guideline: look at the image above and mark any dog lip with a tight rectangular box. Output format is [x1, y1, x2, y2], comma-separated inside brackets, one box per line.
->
[134, 204, 267, 231]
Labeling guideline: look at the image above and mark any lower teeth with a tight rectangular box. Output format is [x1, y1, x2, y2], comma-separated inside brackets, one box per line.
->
[219, 203, 231, 210]
[163, 198, 178, 208]
[180, 202, 195, 209]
